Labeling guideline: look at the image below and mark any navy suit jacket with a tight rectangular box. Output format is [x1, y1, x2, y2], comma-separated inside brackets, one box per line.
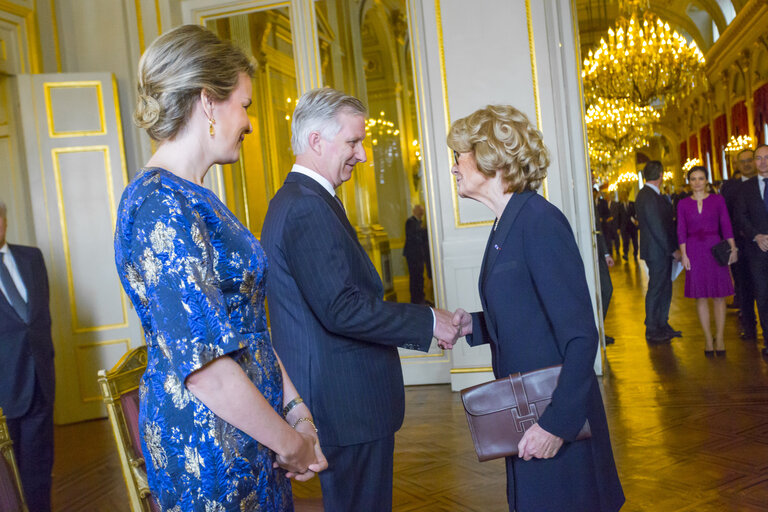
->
[636, 185, 677, 261]
[402, 216, 427, 261]
[720, 179, 742, 223]
[736, 176, 768, 245]
[464, 191, 624, 511]
[0, 244, 55, 419]
[261, 172, 433, 447]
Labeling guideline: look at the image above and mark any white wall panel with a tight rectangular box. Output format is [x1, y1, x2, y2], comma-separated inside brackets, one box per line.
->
[408, 0, 603, 390]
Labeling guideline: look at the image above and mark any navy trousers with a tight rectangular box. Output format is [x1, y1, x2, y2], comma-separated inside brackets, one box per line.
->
[319, 435, 395, 512]
[644, 257, 673, 337]
[6, 379, 54, 512]
[733, 239, 757, 336]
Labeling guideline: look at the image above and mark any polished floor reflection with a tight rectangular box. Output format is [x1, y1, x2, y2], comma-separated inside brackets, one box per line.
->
[51, 257, 768, 511]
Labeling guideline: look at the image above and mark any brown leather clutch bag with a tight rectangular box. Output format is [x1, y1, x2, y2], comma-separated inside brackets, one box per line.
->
[461, 364, 591, 461]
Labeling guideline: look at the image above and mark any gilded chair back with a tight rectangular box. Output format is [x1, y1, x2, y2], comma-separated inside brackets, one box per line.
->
[0, 407, 27, 512]
[98, 346, 159, 512]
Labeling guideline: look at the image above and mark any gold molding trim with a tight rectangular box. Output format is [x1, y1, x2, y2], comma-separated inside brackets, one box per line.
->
[400, 349, 446, 359]
[112, 76, 129, 187]
[51, 145, 129, 333]
[525, 0, 548, 199]
[438, 0, 543, 227]
[434, 0, 486, 229]
[134, 0, 146, 55]
[0, 0, 30, 16]
[0, 13, 25, 74]
[155, 0, 162, 35]
[50, 0, 62, 72]
[0, 0, 39, 73]
[450, 366, 493, 374]
[75, 338, 131, 402]
[195, 1, 290, 24]
[44, 81, 106, 138]
[525, 0, 542, 132]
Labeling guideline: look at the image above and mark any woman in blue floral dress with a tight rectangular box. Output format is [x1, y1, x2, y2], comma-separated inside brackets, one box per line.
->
[114, 25, 326, 511]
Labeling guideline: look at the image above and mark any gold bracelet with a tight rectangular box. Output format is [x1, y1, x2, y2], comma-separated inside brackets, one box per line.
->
[292, 417, 317, 433]
[283, 397, 304, 417]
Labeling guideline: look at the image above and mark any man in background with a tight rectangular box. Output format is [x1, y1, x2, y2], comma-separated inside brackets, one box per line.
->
[598, 187, 620, 257]
[403, 204, 431, 304]
[736, 144, 768, 358]
[616, 190, 638, 260]
[0, 200, 55, 511]
[636, 161, 682, 344]
[721, 148, 757, 339]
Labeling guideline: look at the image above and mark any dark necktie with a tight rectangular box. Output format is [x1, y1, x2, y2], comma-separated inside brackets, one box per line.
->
[763, 178, 768, 212]
[0, 252, 28, 322]
[334, 195, 345, 213]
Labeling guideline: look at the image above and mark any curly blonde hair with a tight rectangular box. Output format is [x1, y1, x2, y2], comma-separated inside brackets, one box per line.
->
[134, 25, 255, 141]
[447, 105, 549, 193]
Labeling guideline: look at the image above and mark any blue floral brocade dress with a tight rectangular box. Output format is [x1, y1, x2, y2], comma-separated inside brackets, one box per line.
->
[114, 168, 293, 511]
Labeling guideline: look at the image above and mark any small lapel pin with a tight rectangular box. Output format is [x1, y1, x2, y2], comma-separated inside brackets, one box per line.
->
[494, 244, 501, 250]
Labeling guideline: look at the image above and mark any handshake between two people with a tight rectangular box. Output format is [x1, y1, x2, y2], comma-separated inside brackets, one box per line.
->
[433, 307, 472, 350]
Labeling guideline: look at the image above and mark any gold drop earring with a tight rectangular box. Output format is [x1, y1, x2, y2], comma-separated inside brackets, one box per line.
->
[208, 117, 216, 137]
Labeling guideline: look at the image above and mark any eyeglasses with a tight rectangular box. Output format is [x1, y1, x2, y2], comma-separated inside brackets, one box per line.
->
[754, 156, 768, 162]
[453, 150, 460, 165]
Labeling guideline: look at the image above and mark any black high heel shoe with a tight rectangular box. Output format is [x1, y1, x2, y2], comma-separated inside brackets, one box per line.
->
[715, 350, 726, 357]
[704, 350, 715, 357]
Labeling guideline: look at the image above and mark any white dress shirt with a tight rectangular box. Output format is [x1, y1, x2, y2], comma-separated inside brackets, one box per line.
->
[291, 164, 336, 197]
[0, 243, 28, 303]
[644, 183, 660, 195]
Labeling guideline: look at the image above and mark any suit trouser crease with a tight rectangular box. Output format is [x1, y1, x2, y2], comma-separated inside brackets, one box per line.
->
[645, 257, 673, 335]
[747, 248, 768, 346]
[733, 240, 757, 334]
[318, 435, 395, 512]
[6, 378, 54, 512]
[406, 257, 426, 304]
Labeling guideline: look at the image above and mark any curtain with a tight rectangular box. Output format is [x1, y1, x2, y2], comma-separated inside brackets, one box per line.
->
[753, 83, 768, 145]
[731, 100, 748, 136]
[688, 134, 698, 159]
[680, 141, 687, 167]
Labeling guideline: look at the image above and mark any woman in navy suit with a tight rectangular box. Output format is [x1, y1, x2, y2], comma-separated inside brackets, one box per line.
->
[449, 105, 624, 511]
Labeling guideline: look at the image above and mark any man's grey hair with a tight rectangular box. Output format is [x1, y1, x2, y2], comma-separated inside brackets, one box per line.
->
[0, 200, 6, 218]
[291, 87, 367, 155]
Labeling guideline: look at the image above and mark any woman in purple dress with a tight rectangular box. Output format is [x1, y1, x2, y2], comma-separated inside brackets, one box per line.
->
[677, 166, 738, 356]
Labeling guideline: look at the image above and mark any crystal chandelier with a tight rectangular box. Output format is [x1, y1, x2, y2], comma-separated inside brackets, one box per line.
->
[682, 157, 702, 172]
[585, 97, 659, 172]
[724, 135, 753, 154]
[581, 2, 705, 112]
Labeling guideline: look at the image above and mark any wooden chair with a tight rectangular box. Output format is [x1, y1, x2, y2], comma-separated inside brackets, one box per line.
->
[98, 346, 159, 512]
[0, 407, 27, 512]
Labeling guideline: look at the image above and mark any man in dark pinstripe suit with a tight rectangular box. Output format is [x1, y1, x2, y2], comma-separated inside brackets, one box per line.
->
[262, 88, 459, 512]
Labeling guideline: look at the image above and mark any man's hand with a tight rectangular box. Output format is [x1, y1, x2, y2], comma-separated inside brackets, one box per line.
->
[672, 249, 682, 262]
[433, 308, 459, 349]
[755, 234, 768, 252]
[604, 255, 614, 268]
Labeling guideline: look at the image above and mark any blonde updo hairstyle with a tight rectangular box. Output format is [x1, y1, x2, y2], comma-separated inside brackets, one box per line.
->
[134, 25, 255, 141]
[447, 105, 549, 193]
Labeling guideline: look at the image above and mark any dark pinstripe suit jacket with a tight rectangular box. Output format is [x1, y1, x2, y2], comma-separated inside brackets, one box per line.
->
[261, 172, 433, 447]
[0, 244, 55, 419]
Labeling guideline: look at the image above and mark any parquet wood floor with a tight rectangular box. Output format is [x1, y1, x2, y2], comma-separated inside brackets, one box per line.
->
[50, 256, 768, 510]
